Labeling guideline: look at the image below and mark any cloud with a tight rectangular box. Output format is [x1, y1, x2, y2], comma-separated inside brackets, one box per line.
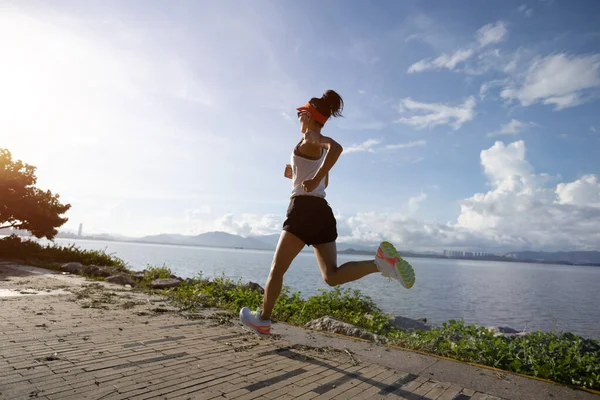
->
[340, 139, 426, 156]
[480, 79, 509, 99]
[407, 49, 473, 73]
[500, 53, 600, 110]
[407, 21, 506, 74]
[186, 206, 212, 218]
[344, 139, 382, 154]
[487, 119, 528, 137]
[385, 140, 427, 150]
[518, 4, 534, 17]
[396, 97, 476, 130]
[408, 193, 427, 213]
[543, 93, 584, 110]
[214, 213, 284, 237]
[334, 141, 600, 251]
[477, 21, 508, 47]
[455, 141, 600, 250]
[504, 59, 518, 73]
[556, 175, 600, 207]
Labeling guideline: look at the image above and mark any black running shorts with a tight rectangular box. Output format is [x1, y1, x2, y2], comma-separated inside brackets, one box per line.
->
[282, 195, 338, 246]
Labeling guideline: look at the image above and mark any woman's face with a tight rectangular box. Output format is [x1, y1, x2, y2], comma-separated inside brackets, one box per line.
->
[297, 111, 312, 133]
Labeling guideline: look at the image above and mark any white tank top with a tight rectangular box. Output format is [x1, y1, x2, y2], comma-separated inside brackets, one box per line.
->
[290, 139, 326, 199]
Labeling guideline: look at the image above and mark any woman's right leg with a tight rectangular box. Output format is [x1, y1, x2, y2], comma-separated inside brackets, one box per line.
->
[261, 230, 305, 320]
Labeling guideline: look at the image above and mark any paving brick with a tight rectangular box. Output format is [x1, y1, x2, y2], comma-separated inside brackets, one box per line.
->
[422, 381, 452, 400]
[437, 384, 464, 400]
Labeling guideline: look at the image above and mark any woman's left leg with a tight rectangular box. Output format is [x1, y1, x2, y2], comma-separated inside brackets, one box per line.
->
[312, 241, 379, 286]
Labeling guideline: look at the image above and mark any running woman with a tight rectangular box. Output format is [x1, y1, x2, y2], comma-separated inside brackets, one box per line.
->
[240, 90, 415, 337]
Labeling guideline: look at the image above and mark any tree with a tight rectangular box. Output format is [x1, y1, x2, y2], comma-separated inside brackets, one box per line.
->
[0, 148, 71, 240]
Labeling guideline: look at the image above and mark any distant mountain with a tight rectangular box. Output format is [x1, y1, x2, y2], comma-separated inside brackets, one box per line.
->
[139, 234, 194, 245]
[250, 233, 280, 249]
[505, 251, 600, 265]
[249, 234, 378, 252]
[140, 231, 272, 250]
[337, 243, 376, 252]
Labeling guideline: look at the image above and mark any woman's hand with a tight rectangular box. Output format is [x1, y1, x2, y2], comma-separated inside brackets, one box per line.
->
[284, 164, 293, 179]
[302, 178, 320, 192]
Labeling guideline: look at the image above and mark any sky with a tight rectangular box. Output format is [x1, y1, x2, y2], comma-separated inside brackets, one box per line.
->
[1, 0, 599, 252]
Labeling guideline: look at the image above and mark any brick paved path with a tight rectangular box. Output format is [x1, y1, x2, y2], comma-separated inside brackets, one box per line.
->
[0, 264, 597, 400]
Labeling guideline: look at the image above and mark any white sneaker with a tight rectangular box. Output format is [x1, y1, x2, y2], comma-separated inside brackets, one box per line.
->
[375, 241, 415, 289]
[239, 307, 271, 337]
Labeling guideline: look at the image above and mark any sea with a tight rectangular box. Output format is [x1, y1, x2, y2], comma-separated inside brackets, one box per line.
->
[28, 238, 600, 339]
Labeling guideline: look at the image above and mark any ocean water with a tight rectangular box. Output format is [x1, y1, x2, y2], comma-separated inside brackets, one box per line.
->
[37, 238, 600, 339]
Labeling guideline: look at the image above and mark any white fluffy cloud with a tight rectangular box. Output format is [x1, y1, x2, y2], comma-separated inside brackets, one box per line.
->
[477, 21, 508, 47]
[295, 141, 600, 252]
[501, 53, 600, 110]
[556, 175, 600, 207]
[385, 140, 427, 150]
[215, 213, 284, 237]
[408, 193, 427, 214]
[343, 139, 427, 154]
[455, 141, 600, 250]
[397, 97, 476, 130]
[407, 21, 506, 74]
[344, 139, 382, 154]
[408, 49, 474, 73]
[487, 119, 529, 137]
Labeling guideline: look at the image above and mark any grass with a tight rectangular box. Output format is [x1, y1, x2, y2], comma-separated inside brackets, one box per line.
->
[3, 237, 599, 391]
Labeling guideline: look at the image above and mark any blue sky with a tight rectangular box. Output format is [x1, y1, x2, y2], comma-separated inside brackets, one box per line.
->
[1, 0, 599, 252]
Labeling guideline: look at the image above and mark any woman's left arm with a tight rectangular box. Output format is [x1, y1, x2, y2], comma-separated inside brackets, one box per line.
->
[305, 130, 343, 183]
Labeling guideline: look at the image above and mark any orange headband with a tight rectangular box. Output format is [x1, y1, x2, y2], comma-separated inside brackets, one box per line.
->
[296, 102, 328, 125]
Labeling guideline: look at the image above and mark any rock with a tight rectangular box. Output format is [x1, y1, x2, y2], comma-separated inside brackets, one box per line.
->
[169, 274, 184, 281]
[61, 262, 83, 274]
[105, 275, 137, 287]
[487, 326, 530, 338]
[132, 271, 146, 281]
[390, 316, 432, 332]
[80, 265, 112, 278]
[149, 278, 182, 290]
[243, 282, 264, 294]
[125, 284, 132, 288]
[197, 294, 212, 307]
[305, 316, 382, 342]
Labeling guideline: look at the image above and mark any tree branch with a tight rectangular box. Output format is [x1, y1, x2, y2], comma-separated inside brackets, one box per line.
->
[0, 222, 23, 230]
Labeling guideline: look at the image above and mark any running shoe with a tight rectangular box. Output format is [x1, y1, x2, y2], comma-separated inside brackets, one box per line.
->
[375, 241, 416, 289]
[239, 307, 271, 337]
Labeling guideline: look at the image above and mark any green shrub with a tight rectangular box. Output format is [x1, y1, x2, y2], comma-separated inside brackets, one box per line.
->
[0, 235, 126, 269]
[138, 265, 173, 287]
